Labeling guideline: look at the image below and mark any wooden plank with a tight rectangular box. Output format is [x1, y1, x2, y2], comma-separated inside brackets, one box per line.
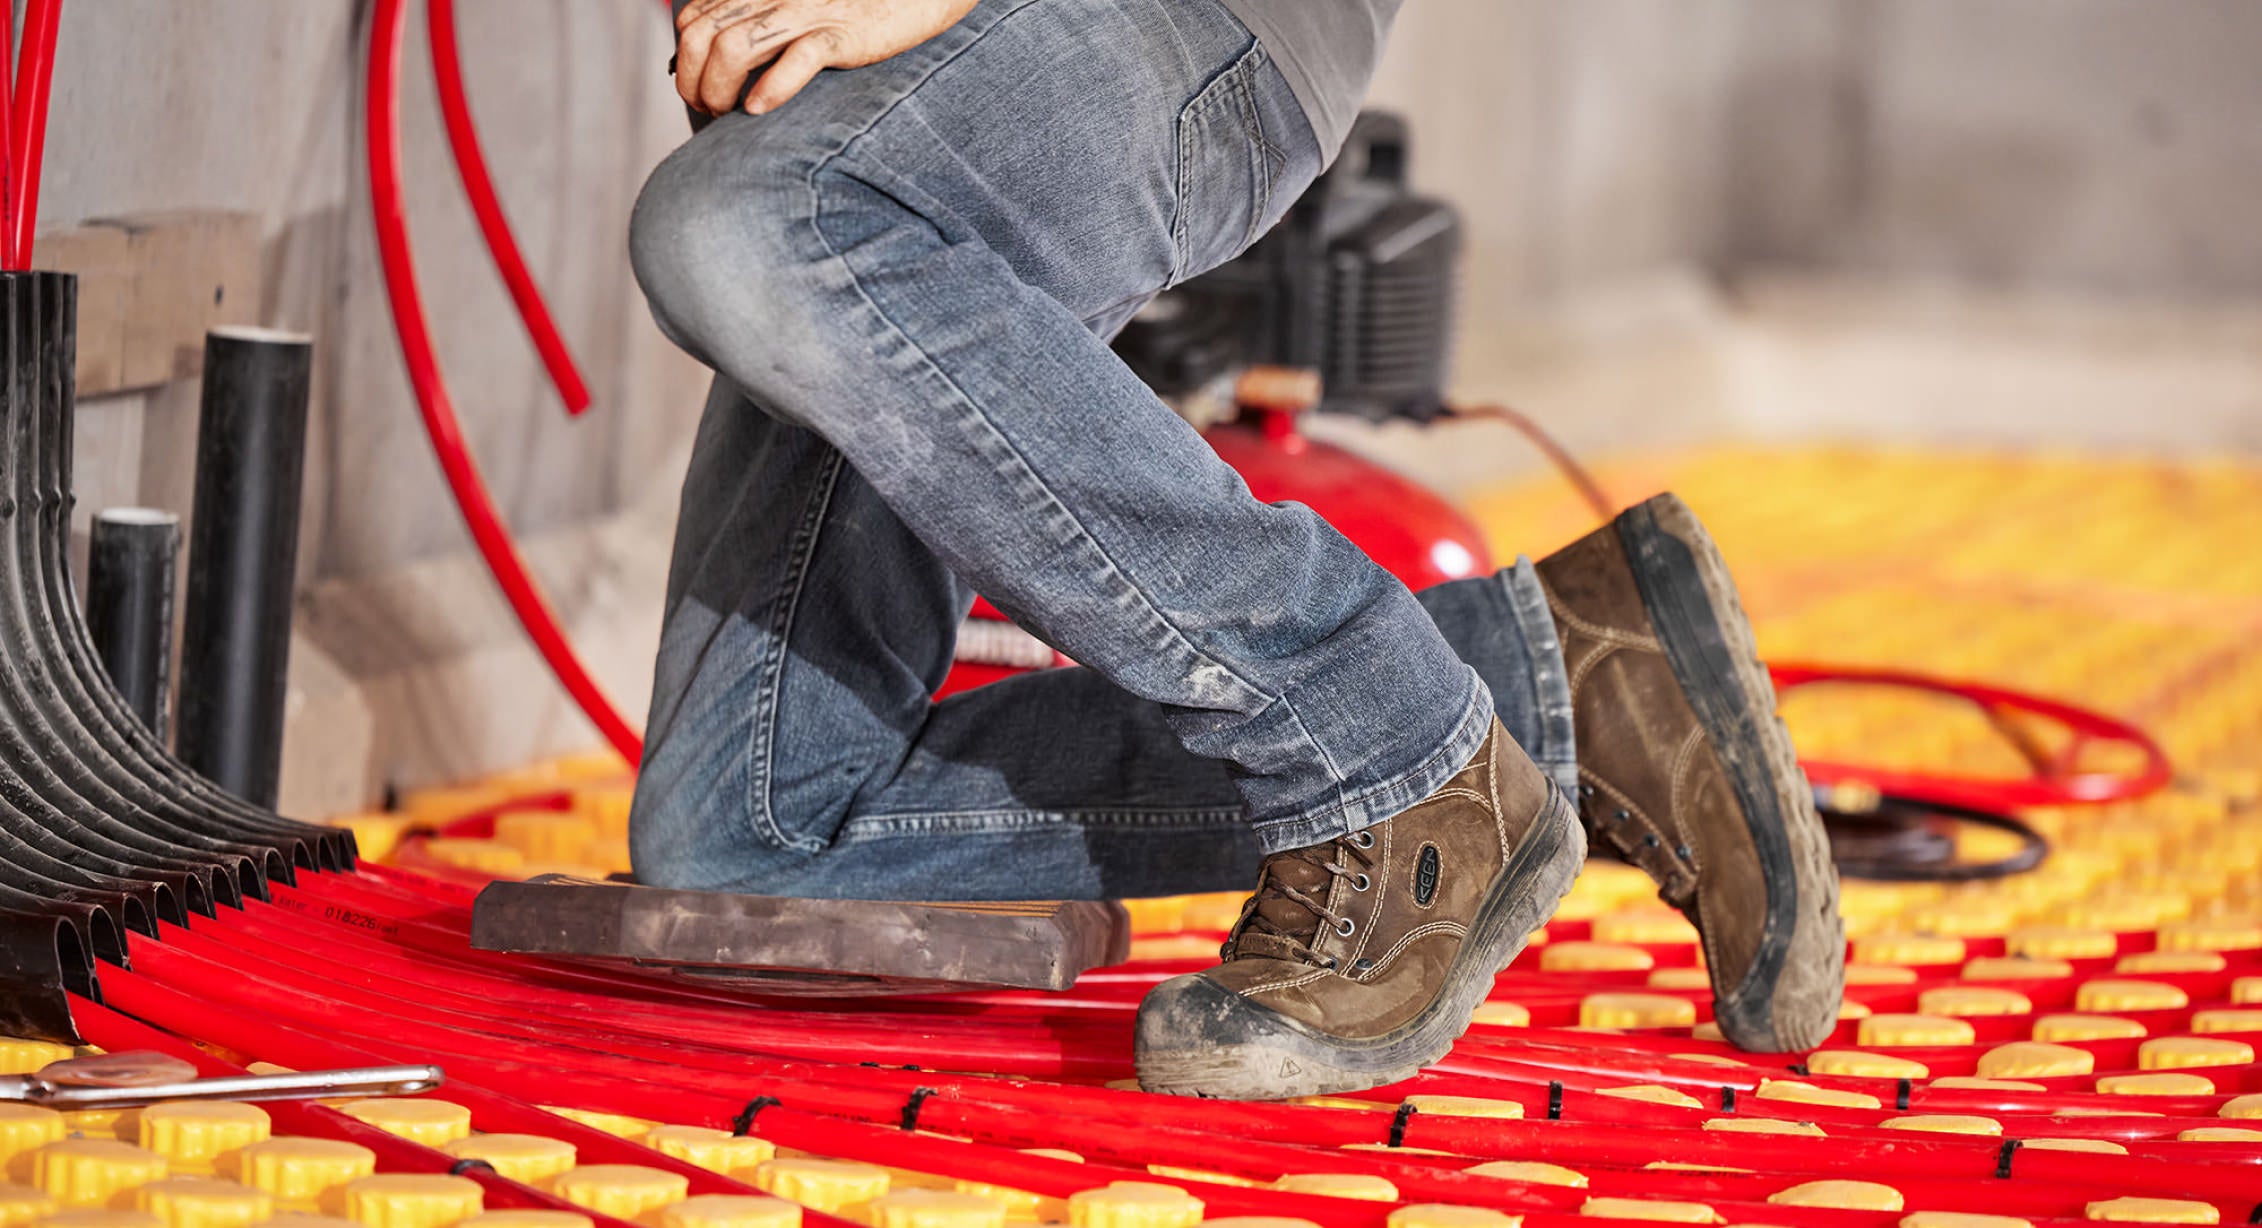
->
[469, 877, 1130, 994]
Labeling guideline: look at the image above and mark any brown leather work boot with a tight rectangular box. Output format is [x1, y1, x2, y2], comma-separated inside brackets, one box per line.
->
[1135, 719, 1584, 1099]
[1537, 491, 1844, 1052]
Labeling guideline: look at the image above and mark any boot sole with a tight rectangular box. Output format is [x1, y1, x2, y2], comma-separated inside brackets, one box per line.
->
[1135, 791, 1586, 1099]
[1617, 494, 1844, 1052]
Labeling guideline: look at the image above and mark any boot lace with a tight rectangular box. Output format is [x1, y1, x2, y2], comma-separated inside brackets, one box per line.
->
[1577, 778, 1698, 908]
[1224, 830, 1380, 969]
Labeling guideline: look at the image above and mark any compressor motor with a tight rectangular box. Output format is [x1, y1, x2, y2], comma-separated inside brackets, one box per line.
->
[1114, 111, 1463, 424]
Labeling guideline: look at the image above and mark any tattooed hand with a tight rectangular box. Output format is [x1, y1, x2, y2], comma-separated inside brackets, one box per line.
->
[674, 0, 980, 116]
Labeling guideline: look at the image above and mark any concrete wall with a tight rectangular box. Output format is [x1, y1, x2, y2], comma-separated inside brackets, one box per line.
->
[34, 1, 2262, 803]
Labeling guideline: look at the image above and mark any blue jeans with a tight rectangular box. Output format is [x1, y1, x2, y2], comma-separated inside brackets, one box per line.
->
[627, 0, 1575, 900]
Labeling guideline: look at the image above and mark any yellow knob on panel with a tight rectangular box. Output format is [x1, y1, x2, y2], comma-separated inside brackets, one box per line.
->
[2114, 952, 2225, 975]
[2232, 977, 2262, 1005]
[1852, 935, 1965, 966]
[1805, 1051, 1928, 1080]
[1915, 987, 2032, 1018]
[1899, 1214, 2031, 1228]
[546, 1165, 689, 1220]
[1543, 944, 1654, 973]
[2021, 1139, 2126, 1154]
[138, 1104, 271, 1174]
[2137, 1038, 2254, 1071]
[1593, 1086, 1702, 1109]
[0, 1105, 67, 1174]
[1591, 909, 1699, 946]
[642, 1127, 774, 1176]
[135, 1177, 274, 1228]
[32, 1139, 172, 1208]
[2095, 1072, 2215, 1096]
[1400, 1096, 1522, 1120]
[1960, 957, 2072, 982]
[1462, 1161, 1587, 1187]
[1856, 1014, 1976, 1047]
[1386, 1208, 1521, 1228]
[2082, 1197, 2219, 1224]
[1063, 1182, 1202, 1228]
[2219, 1094, 2262, 1119]
[1270, 1174, 1399, 1201]
[340, 1175, 483, 1228]
[2178, 1127, 2262, 1143]
[1974, 1042, 2094, 1079]
[2031, 1015, 2146, 1043]
[437, 1137, 576, 1186]
[859, 1190, 1009, 1228]
[0, 1041, 74, 1077]
[751, 1160, 891, 1215]
[1881, 1116, 2002, 1136]
[1767, 1181, 1903, 1212]
[338, 1101, 473, 1147]
[0, 1180, 57, 1227]
[456, 1213, 591, 1228]
[2005, 928, 2116, 961]
[1577, 994, 1695, 1029]
[234, 1138, 378, 1210]
[662, 1195, 804, 1228]
[1751, 1080, 1878, 1110]
[2188, 1009, 2262, 1034]
[1843, 965, 1918, 986]
[1467, 1003, 1530, 1027]
[2073, 980, 2187, 1013]
[1576, 1197, 1717, 1223]
[1645, 969, 1711, 991]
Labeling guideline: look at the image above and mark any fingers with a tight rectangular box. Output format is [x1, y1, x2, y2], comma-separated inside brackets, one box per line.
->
[676, 2, 787, 112]
[743, 32, 837, 114]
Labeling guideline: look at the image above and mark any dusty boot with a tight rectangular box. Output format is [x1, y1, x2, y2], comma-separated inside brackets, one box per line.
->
[1135, 719, 1584, 1099]
[1537, 491, 1843, 1052]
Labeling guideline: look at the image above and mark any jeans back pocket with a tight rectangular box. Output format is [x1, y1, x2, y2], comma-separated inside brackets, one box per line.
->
[1170, 40, 1285, 287]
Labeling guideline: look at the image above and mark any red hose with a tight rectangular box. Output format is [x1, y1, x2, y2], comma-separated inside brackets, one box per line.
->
[367, 0, 643, 762]
[427, 0, 592, 416]
[7, 0, 58, 269]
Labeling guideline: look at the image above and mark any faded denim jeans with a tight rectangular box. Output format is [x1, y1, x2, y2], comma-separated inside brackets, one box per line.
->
[627, 0, 1575, 899]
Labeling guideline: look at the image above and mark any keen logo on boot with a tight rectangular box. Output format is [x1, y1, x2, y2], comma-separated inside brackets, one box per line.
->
[1414, 845, 1440, 905]
[1134, 718, 1586, 1100]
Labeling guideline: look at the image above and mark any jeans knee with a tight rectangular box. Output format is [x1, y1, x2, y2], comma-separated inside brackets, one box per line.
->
[629, 137, 823, 375]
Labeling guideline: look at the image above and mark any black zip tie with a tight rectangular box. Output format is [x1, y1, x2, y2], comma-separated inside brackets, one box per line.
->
[449, 1159, 495, 1177]
[1994, 1139, 2021, 1180]
[733, 1096, 781, 1137]
[1388, 1102, 1418, 1147]
[904, 1064, 924, 1072]
[901, 1087, 938, 1132]
[2247, 1202, 2261, 1225]
[1547, 1081, 1563, 1120]
[1788, 1063, 1810, 1077]
[1896, 1079, 1912, 1111]
[860, 1061, 882, 1068]
[1718, 1086, 1736, 1112]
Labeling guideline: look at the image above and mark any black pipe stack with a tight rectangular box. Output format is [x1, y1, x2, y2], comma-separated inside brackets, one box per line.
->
[0, 274, 349, 1043]
[176, 328, 314, 810]
[85, 508, 180, 738]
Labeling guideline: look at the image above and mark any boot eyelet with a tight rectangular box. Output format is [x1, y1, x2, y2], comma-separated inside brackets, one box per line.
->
[1613, 809, 1631, 822]
[1643, 832, 1662, 848]
[1675, 844, 1693, 860]
[1334, 917, 1357, 937]
[1351, 873, 1372, 892]
[1350, 831, 1376, 850]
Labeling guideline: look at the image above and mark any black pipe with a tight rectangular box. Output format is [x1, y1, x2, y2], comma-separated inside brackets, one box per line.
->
[84, 508, 179, 740]
[175, 328, 313, 809]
